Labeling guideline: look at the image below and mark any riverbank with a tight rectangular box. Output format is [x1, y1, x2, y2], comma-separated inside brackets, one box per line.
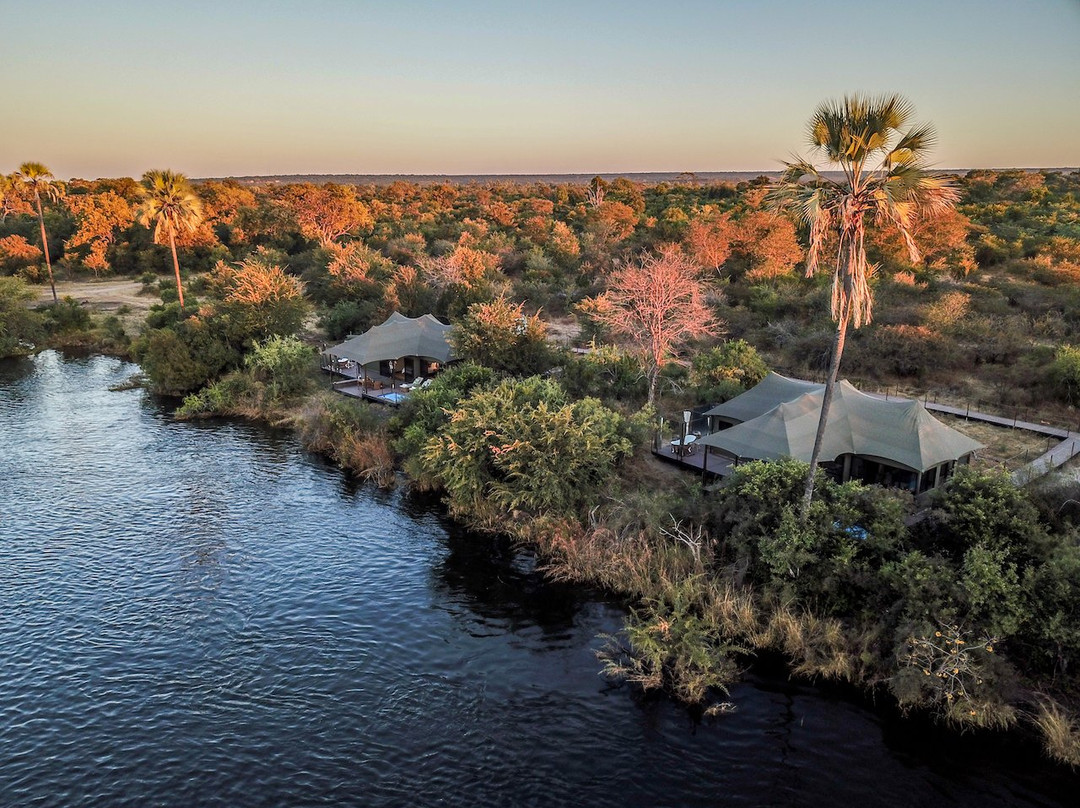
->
[163, 353, 1080, 773]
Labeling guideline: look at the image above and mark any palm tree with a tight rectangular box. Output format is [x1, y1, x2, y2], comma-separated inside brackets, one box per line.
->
[768, 94, 959, 513]
[16, 162, 64, 303]
[137, 170, 203, 310]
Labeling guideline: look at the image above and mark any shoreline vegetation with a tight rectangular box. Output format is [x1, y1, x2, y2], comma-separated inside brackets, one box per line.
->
[3, 160, 1080, 770]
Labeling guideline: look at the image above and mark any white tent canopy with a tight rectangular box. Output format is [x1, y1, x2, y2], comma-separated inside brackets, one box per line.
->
[325, 313, 454, 367]
[698, 378, 983, 475]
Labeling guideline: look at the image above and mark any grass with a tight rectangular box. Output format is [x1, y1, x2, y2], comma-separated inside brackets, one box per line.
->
[1034, 697, 1080, 768]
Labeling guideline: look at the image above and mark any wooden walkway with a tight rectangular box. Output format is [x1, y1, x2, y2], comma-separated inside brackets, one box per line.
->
[917, 401, 1080, 485]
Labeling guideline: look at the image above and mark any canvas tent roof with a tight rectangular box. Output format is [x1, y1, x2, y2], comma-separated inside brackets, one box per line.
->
[704, 372, 824, 425]
[325, 313, 454, 366]
[698, 379, 983, 474]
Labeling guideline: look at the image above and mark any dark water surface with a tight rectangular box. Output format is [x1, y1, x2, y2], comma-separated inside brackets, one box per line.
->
[0, 352, 1074, 807]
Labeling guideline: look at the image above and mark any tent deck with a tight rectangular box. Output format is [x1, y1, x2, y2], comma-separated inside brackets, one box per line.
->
[653, 440, 734, 478]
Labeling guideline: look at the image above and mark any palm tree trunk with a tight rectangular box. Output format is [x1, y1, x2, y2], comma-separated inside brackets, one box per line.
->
[35, 194, 57, 304]
[800, 301, 851, 517]
[168, 229, 185, 311]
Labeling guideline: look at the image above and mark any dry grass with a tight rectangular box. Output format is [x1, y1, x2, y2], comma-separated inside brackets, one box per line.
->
[1034, 697, 1080, 768]
[31, 278, 152, 334]
[936, 414, 1055, 472]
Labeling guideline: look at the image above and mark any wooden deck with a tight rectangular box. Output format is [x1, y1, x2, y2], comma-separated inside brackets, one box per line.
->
[322, 363, 414, 407]
[653, 440, 734, 478]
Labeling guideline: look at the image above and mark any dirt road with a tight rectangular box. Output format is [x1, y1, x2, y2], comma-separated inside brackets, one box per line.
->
[32, 278, 155, 332]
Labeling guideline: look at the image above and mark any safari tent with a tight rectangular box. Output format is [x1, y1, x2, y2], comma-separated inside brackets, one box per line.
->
[698, 375, 983, 493]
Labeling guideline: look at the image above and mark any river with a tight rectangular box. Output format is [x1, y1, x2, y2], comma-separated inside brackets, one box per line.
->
[0, 352, 1074, 807]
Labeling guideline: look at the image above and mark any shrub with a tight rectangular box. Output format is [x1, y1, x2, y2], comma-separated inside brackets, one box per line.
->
[245, 335, 313, 400]
[559, 343, 648, 405]
[417, 376, 636, 525]
[1050, 344, 1080, 405]
[40, 297, 92, 334]
[689, 339, 768, 403]
[0, 277, 44, 357]
[392, 362, 497, 486]
[450, 297, 553, 376]
[599, 577, 739, 707]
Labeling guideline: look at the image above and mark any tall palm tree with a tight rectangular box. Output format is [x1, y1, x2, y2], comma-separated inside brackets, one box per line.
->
[768, 94, 959, 513]
[16, 162, 64, 303]
[137, 170, 203, 311]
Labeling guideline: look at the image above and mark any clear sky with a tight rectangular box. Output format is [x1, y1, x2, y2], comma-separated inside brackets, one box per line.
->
[5, 0, 1079, 179]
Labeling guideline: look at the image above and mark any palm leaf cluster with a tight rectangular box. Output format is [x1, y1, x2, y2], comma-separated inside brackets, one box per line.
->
[769, 94, 958, 328]
[137, 170, 204, 309]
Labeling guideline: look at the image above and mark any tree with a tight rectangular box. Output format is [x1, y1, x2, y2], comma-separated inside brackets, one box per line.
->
[207, 255, 308, 343]
[0, 174, 33, 222]
[16, 162, 64, 303]
[451, 297, 551, 376]
[137, 170, 204, 308]
[137, 170, 204, 311]
[581, 246, 721, 405]
[280, 183, 373, 247]
[769, 94, 958, 513]
[64, 192, 135, 272]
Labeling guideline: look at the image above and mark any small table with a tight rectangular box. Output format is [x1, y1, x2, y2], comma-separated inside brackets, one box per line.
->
[671, 434, 698, 456]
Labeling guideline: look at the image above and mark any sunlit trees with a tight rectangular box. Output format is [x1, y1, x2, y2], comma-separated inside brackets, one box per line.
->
[1, 174, 33, 222]
[684, 209, 734, 272]
[451, 297, 551, 376]
[0, 235, 43, 273]
[137, 170, 204, 310]
[729, 211, 803, 282]
[64, 192, 135, 273]
[581, 246, 721, 405]
[16, 162, 64, 303]
[281, 184, 373, 247]
[769, 94, 958, 512]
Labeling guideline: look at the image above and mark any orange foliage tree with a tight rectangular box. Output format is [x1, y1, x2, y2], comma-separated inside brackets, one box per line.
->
[281, 184, 374, 247]
[208, 255, 308, 342]
[730, 211, 804, 281]
[198, 181, 257, 237]
[326, 242, 393, 288]
[876, 207, 976, 276]
[0, 174, 33, 222]
[0, 235, 42, 272]
[64, 192, 135, 272]
[684, 208, 735, 272]
[581, 246, 721, 404]
[418, 241, 499, 290]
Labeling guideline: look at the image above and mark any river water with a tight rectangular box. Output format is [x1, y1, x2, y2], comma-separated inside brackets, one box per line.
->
[0, 352, 1074, 807]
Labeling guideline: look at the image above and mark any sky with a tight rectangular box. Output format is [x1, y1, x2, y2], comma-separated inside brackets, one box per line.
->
[4, 0, 1079, 179]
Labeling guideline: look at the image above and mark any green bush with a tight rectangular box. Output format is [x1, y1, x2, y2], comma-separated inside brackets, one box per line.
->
[41, 297, 92, 334]
[689, 339, 768, 403]
[245, 335, 314, 400]
[0, 277, 44, 357]
[320, 298, 382, 340]
[416, 375, 636, 524]
[1050, 344, 1080, 404]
